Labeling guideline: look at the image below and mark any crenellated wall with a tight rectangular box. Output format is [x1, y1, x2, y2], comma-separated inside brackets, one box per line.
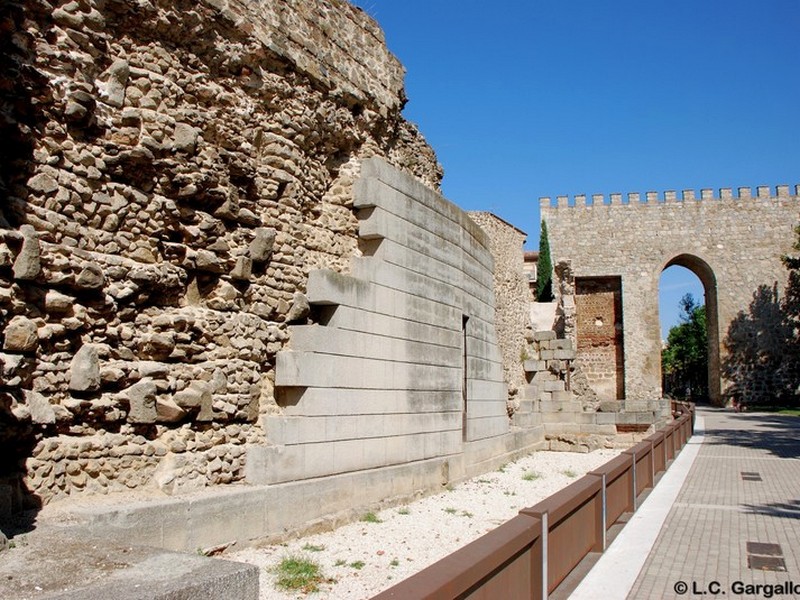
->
[539, 185, 800, 208]
[542, 185, 800, 408]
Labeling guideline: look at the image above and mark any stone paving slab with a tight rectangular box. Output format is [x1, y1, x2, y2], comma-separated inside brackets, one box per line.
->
[0, 527, 258, 600]
[628, 408, 800, 599]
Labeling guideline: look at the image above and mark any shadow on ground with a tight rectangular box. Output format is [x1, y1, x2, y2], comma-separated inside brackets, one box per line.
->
[701, 410, 800, 460]
[742, 499, 800, 520]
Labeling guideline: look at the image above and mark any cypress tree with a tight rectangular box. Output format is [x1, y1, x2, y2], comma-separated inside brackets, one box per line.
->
[537, 220, 554, 302]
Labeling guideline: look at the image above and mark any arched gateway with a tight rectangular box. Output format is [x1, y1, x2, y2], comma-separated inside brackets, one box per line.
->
[542, 186, 799, 408]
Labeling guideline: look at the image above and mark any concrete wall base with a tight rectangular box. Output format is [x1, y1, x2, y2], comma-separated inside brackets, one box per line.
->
[47, 426, 545, 553]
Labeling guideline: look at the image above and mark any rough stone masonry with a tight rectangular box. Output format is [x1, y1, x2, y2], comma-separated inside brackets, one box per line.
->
[0, 0, 444, 510]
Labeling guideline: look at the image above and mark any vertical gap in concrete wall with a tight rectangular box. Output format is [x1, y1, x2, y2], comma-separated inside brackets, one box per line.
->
[462, 315, 470, 442]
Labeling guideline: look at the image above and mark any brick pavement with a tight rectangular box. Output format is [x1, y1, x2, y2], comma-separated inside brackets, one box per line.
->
[628, 407, 800, 599]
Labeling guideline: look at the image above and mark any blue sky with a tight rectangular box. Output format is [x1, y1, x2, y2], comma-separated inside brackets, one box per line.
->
[350, 0, 799, 336]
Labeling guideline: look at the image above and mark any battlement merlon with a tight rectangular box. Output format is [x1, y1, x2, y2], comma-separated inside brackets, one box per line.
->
[539, 184, 799, 208]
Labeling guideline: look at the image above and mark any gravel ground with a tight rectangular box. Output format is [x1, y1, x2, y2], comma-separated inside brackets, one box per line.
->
[227, 448, 621, 599]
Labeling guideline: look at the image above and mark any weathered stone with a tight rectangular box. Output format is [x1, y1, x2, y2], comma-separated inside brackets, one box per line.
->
[13, 225, 41, 280]
[11, 404, 30, 421]
[64, 99, 89, 123]
[75, 264, 105, 290]
[173, 123, 199, 154]
[25, 390, 56, 425]
[69, 344, 101, 392]
[123, 379, 158, 424]
[194, 250, 223, 273]
[99, 59, 130, 108]
[173, 381, 213, 421]
[237, 208, 261, 227]
[100, 367, 125, 385]
[285, 292, 310, 322]
[52, 6, 83, 28]
[206, 280, 239, 310]
[27, 173, 58, 195]
[0, 352, 26, 379]
[248, 228, 276, 262]
[3, 316, 39, 352]
[45, 290, 75, 314]
[598, 400, 622, 413]
[230, 256, 252, 281]
[156, 397, 186, 423]
[136, 361, 169, 378]
[139, 333, 175, 360]
[0, 0, 459, 509]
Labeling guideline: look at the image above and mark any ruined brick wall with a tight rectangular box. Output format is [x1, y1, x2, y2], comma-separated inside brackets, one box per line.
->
[542, 187, 800, 408]
[467, 212, 529, 410]
[0, 0, 442, 508]
[574, 277, 624, 401]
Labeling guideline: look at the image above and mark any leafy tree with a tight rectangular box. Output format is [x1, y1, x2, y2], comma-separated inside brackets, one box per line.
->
[662, 294, 708, 401]
[537, 220, 554, 302]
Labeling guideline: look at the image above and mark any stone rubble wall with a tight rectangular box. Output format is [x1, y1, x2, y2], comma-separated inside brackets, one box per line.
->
[0, 0, 442, 510]
[466, 212, 529, 413]
[542, 187, 800, 408]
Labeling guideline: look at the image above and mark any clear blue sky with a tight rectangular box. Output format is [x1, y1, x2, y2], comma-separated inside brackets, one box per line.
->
[350, 0, 800, 336]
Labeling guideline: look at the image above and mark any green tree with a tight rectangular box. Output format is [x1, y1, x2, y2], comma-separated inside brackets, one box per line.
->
[662, 294, 708, 401]
[537, 220, 554, 302]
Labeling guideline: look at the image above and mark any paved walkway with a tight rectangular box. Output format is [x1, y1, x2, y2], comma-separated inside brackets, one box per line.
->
[571, 406, 800, 599]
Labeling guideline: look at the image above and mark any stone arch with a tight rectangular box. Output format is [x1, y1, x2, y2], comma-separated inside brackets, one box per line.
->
[543, 185, 799, 414]
[659, 253, 721, 405]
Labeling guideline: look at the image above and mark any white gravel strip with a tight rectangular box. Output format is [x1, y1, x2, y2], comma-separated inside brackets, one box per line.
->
[226, 448, 621, 599]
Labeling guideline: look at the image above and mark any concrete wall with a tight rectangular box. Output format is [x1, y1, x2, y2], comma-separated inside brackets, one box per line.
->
[248, 158, 538, 486]
[542, 186, 800, 407]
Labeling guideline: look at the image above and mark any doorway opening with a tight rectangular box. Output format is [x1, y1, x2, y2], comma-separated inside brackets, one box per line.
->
[659, 256, 720, 404]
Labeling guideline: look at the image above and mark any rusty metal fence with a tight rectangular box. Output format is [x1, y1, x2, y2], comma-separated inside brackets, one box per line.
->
[373, 403, 695, 599]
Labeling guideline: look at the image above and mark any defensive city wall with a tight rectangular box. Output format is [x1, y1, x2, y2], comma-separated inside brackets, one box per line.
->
[542, 186, 800, 408]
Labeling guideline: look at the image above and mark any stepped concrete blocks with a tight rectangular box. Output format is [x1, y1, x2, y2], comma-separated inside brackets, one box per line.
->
[250, 158, 542, 522]
[543, 380, 567, 392]
[595, 412, 618, 425]
[533, 330, 557, 341]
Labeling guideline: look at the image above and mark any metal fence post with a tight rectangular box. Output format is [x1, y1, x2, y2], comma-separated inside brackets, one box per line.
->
[631, 450, 637, 511]
[541, 511, 549, 600]
[600, 473, 607, 551]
